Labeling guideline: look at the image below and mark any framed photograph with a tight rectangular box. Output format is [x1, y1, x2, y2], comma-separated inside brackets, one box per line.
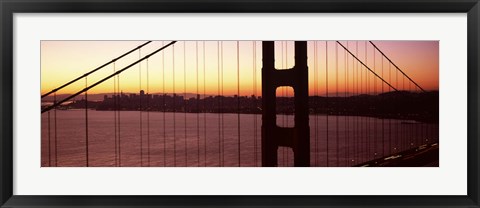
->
[1, 0, 479, 207]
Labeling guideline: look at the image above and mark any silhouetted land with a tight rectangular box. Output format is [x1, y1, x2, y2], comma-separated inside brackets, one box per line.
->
[44, 90, 438, 123]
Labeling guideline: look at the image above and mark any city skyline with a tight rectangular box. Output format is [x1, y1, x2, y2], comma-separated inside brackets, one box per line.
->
[45, 89, 438, 123]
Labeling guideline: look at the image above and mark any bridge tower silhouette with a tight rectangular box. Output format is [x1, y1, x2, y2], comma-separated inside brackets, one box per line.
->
[261, 41, 310, 167]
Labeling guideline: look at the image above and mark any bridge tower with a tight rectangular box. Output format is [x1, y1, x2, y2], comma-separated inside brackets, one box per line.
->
[261, 41, 310, 167]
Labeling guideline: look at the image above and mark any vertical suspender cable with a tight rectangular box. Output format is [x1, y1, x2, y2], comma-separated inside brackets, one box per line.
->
[415, 90, 425, 146]
[147, 58, 150, 166]
[416, 85, 420, 147]
[409, 81, 412, 148]
[253, 41, 258, 167]
[221, 41, 225, 166]
[356, 41, 366, 164]
[419, 86, 423, 145]
[48, 110, 51, 166]
[281, 42, 285, 166]
[415, 86, 419, 146]
[351, 42, 355, 164]
[139, 49, 143, 166]
[195, 41, 200, 166]
[162, 42, 166, 166]
[282, 42, 285, 166]
[358, 41, 367, 162]
[373, 44, 377, 159]
[345, 42, 348, 166]
[381, 55, 385, 157]
[389, 62, 392, 154]
[173, 44, 176, 167]
[395, 56, 399, 153]
[335, 42, 339, 167]
[420, 87, 428, 144]
[360, 41, 364, 161]
[203, 41, 207, 167]
[422, 87, 426, 145]
[397, 75, 408, 150]
[196, 41, 200, 166]
[364, 41, 368, 162]
[360, 42, 364, 162]
[85, 77, 89, 167]
[237, 41, 241, 167]
[114, 62, 117, 166]
[118, 65, 122, 167]
[54, 92, 58, 166]
[218, 41, 221, 166]
[313, 41, 318, 166]
[365, 41, 369, 161]
[355, 41, 359, 163]
[325, 41, 329, 167]
[373, 46, 377, 159]
[316, 41, 320, 166]
[184, 41, 188, 166]
[403, 75, 406, 150]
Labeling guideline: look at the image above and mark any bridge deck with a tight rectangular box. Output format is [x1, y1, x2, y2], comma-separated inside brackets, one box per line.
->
[355, 143, 439, 167]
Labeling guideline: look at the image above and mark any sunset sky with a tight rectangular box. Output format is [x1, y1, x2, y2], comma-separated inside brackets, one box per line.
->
[41, 40, 439, 97]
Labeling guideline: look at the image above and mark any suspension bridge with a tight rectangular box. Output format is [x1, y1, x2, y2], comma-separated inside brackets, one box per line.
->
[40, 40, 439, 167]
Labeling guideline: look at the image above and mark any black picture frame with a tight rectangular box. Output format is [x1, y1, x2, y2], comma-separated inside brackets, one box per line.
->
[1, 0, 479, 207]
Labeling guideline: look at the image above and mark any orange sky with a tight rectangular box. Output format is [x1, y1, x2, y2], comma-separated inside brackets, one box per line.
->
[41, 41, 438, 97]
